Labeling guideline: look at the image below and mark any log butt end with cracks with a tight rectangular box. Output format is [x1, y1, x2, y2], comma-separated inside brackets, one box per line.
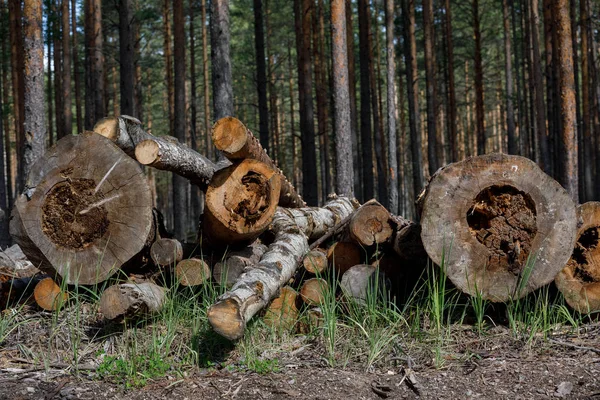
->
[207, 297, 245, 340]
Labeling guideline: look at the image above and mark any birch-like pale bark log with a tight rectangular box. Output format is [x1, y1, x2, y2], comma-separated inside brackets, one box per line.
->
[208, 196, 357, 340]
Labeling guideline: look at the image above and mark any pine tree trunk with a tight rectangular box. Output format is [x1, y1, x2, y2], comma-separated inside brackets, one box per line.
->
[163, 0, 174, 134]
[473, 0, 485, 155]
[331, 0, 354, 197]
[503, 0, 517, 155]
[314, 0, 330, 203]
[0, 16, 12, 210]
[357, 0, 374, 201]
[553, 0, 578, 201]
[345, 0, 360, 198]
[210, 0, 234, 121]
[189, 0, 202, 225]
[384, 0, 397, 213]
[201, 0, 212, 160]
[91, 0, 104, 124]
[53, 0, 63, 140]
[253, 0, 270, 152]
[580, 0, 593, 201]
[119, 0, 135, 116]
[444, 0, 457, 162]
[423, 0, 438, 174]
[71, 0, 82, 134]
[0, 64, 8, 245]
[60, 0, 72, 139]
[9, 0, 24, 187]
[46, 23, 54, 145]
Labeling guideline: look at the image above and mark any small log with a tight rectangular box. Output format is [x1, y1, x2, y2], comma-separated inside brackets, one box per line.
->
[263, 286, 299, 330]
[203, 159, 281, 245]
[340, 264, 387, 303]
[33, 277, 68, 311]
[302, 248, 328, 275]
[10, 132, 155, 285]
[418, 153, 577, 302]
[212, 117, 305, 208]
[392, 222, 427, 261]
[299, 278, 329, 306]
[93, 115, 149, 156]
[348, 199, 394, 247]
[213, 242, 268, 287]
[175, 257, 211, 286]
[99, 282, 166, 321]
[555, 202, 600, 313]
[208, 196, 357, 340]
[0, 244, 39, 279]
[150, 238, 183, 267]
[327, 242, 363, 275]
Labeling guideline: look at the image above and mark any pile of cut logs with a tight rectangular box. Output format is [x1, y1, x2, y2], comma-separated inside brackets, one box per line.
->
[1, 115, 599, 341]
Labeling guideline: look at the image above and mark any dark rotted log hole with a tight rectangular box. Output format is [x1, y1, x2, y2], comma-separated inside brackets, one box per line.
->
[233, 171, 270, 227]
[42, 178, 110, 249]
[466, 185, 537, 274]
[571, 227, 600, 283]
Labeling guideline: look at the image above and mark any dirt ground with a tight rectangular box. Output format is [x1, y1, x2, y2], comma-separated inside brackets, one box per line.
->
[2, 324, 599, 400]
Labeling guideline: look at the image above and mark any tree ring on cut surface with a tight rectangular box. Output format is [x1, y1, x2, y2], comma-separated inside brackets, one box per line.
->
[419, 153, 577, 302]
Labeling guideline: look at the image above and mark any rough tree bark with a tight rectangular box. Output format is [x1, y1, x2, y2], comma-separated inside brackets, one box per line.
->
[11, 132, 154, 285]
[473, 0, 485, 155]
[423, 0, 438, 174]
[253, 0, 270, 153]
[444, 0, 457, 162]
[580, 0, 593, 201]
[208, 196, 357, 340]
[384, 0, 397, 213]
[119, 0, 135, 116]
[61, 0, 72, 138]
[211, 0, 234, 121]
[213, 241, 268, 287]
[503, 0, 517, 155]
[71, 0, 82, 133]
[100, 282, 166, 321]
[418, 153, 577, 302]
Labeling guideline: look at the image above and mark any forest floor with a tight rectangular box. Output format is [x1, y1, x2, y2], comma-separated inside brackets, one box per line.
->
[0, 304, 599, 400]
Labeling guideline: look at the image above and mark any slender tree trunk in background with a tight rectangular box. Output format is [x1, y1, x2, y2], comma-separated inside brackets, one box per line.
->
[71, 0, 82, 133]
[84, 0, 92, 129]
[172, 0, 188, 240]
[1, 5, 13, 209]
[511, 0, 523, 155]
[294, 0, 318, 205]
[444, 0, 457, 162]
[580, 0, 593, 201]
[384, 0, 397, 213]
[61, 0, 72, 138]
[345, 0, 360, 198]
[314, 0, 330, 202]
[22, 0, 46, 191]
[91, 0, 104, 123]
[569, 0, 582, 198]
[288, 42, 298, 187]
[163, 0, 174, 134]
[119, 0, 135, 116]
[357, 0, 374, 201]
[543, 0, 557, 172]
[189, 0, 201, 224]
[401, 0, 423, 201]
[587, 0, 600, 200]
[47, 18, 54, 145]
[133, 0, 142, 121]
[210, 0, 234, 122]
[423, 0, 438, 174]
[53, 0, 63, 141]
[253, 0, 269, 152]
[331, 0, 354, 197]
[473, 0, 485, 155]
[201, 0, 212, 159]
[520, 0, 532, 158]
[265, 0, 280, 164]
[9, 0, 24, 179]
[0, 73, 8, 244]
[503, 0, 517, 155]
[531, 0, 550, 173]
[553, 0, 578, 201]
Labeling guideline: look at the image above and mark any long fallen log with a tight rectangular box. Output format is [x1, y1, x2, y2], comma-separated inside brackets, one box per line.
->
[212, 117, 305, 208]
[555, 202, 600, 313]
[10, 132, 155, 285]
[207, 196, 357, 340]
[99, 282, 166, 321]
[418, 153, 577, 302]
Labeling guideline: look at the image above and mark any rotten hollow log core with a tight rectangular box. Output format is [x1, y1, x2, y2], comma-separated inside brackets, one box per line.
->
[466, 185, 537, 274]
[42, 179, 110, 249]
[571, 228, 600, 283]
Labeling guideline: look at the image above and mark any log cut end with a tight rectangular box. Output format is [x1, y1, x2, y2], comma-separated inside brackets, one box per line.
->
[349, 200, 393, 247]
[263, 286, 299, 331]
[299, 278, 329, 306]
[150, 238, 184, 267]
[207, 298, 245, 340]
[303, 248, 328, 274]
[175, 258, 211, 286]
[211, 117, 249, 158]
[135, 139, 162, 166]
[327, 242, 363, 275]
[34, 277, 68, 311]
[93, 117, 120, 141]
[556, 202, 600, 313]
[204, 159, 281, 244]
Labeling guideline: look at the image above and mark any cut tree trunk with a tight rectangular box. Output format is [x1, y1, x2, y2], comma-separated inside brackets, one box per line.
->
[302, 248, 328, 274]
[150, 238, 183, 267]
[348, 199, 394, 247]
[418, 153, 577, 302]
[299, 277, 328, 306]
[212, 117, 305, 207]
[263, 286, 299, 330]
[34, 277, 68, 311]
[327, 241, 363, 275]
[175, 257, 211, 286]
[208, 196, 357, 340]
[10, 132, 155, 285]
[202, 159, 281, 245]
[99, 281, 166, 320]
[212, 241, 268, 287]
[0, 244, 39, 279]
[340, 264, 384, 302]
[555, 202, 600, 313]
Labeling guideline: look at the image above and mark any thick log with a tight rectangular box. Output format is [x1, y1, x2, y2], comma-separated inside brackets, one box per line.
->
[175, 257, 211, 286]
[99, 282, 166, 321]
[263, 286, 299, 330]
[10, 133, 155, 285]
[340, 264, 387, 303]
[95, 115, 217, 188]
[203, 159, 281, 245]
[207, 196, 357, 340]
[299, 278, 328, 306]
[348, 199, 394, 247]
[34, 277, 68, 311]
[150, 238, 183, 267]
[212, 116, 305, 208]
[418, 153, 577, 302]
[213, 242, 268, 287]
[555, 202, 600, 313]
[302, 248, 328, 274]
[327, 241, 363, 275]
